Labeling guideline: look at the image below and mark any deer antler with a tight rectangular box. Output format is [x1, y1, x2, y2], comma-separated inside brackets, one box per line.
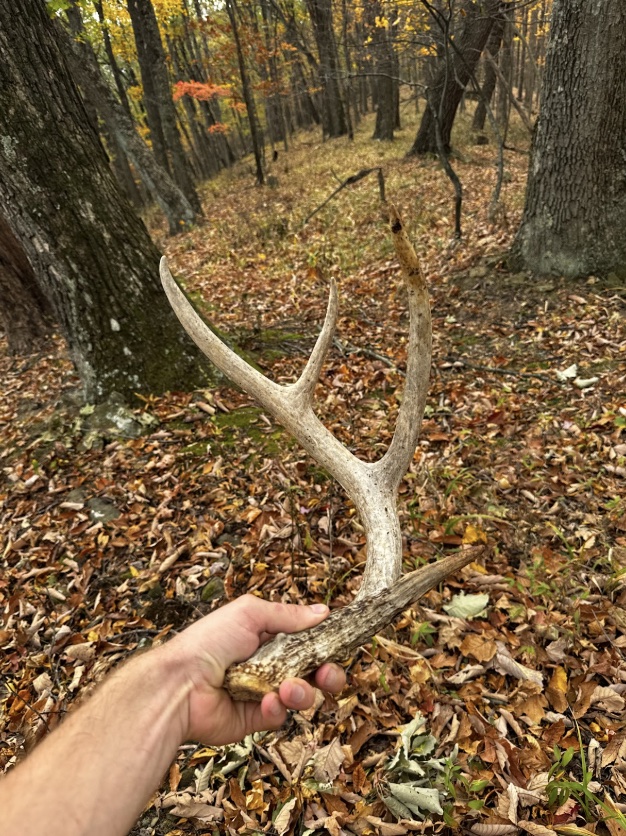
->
[160, 206, 480, 700]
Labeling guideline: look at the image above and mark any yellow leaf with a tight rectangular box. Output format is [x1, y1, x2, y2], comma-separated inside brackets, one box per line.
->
[463, 523, 488, 545]
[546, 667, 568, 712]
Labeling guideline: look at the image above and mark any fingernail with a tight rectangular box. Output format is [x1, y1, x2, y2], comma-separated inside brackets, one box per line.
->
[310, 604, 328, 614]
[290, 684, 305, 704]
[325, 669, 343, 690]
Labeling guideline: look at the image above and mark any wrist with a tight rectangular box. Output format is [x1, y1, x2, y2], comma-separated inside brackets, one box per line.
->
[141, 641, 194, 745]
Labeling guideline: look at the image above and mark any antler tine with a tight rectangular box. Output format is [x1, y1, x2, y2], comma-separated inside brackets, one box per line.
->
[373, 206, 432, 491]
[160, 257, 283, 408]
[290, 278, 338, 405]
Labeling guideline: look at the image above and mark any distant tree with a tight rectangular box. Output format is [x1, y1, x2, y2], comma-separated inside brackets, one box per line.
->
[305, 0, 348, 138]
[513, 0, 626, 277]
[126, 0, 201, 213]
[407, 0, 503, 156]
[63, 1, 197, 233]
[0, 217, 54, 355]
[472, 10, 506, 133]
[0, 0, 210, 400]
[365, 1, 396, 141]
[225, 0, 266, 184]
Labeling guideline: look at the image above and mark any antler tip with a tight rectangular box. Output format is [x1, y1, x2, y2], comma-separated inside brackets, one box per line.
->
[388, 203, 402, 233]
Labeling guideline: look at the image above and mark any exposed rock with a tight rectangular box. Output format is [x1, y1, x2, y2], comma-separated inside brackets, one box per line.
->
[87, 497, 120, 523]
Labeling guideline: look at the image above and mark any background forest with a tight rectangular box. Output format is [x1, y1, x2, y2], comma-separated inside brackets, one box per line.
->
[1, 0, 626, 834]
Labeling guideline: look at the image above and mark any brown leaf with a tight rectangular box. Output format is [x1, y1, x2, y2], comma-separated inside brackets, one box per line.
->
[168, 762, 181, 793]
[460, 633, 497, 662]
[313, 737, 346, 783]
[519, 822, 556, 835]
[274, 797, 298, 836]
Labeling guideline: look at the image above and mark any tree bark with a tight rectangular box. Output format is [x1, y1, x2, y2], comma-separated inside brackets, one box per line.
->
[226, 0, 266, 184]
[0, 217, 54, 355]
[366, 1, 396, 141]
[512, 0, 626, 278]
[305, 0, 348, 138]
[61, 11, 197, 234]
[126, 0, 202, 213]
[0, 0, 212, 400]
[407, 0, 502, 156]
[472, 11, 505, 132]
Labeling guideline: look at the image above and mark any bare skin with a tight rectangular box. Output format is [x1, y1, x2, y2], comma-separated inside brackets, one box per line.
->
[0, 596, 345, 836]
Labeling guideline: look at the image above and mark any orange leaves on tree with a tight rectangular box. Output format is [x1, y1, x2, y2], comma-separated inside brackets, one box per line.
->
[173, 80, 230, 102]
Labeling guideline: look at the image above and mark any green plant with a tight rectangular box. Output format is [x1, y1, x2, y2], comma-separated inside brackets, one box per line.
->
[546, 729, 626, 828]
[410, 622, 437, 647]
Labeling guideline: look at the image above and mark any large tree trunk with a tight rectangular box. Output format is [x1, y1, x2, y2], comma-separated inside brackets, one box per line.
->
[305, 0, 348, 138]
[407, 0, 501, 156]
[0, 217, 54, 355]
[512, 0, 626, 278]
[0, 0, 211, 400]
[126, 0, 202, 213]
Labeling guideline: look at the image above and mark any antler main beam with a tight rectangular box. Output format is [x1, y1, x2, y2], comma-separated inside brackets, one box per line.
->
[161, 206, 478, 699]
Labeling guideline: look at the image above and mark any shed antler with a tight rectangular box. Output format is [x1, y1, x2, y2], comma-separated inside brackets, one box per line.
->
[160, 206, 480, 700]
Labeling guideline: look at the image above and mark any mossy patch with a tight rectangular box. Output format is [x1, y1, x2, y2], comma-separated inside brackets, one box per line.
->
[212, 406, 286, 456]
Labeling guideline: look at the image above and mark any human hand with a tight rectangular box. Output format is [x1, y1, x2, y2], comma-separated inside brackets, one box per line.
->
[161, 595, 346, 746]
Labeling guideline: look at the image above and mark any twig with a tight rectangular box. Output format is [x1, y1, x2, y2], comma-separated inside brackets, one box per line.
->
[302, 167, 385, 226]
[443, 357, 556, 384]
[485, 53, 534, 134]
[333, 336, 402, 373]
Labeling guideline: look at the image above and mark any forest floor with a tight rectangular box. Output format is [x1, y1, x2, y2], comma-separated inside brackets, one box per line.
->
[1, 107, 626, 836]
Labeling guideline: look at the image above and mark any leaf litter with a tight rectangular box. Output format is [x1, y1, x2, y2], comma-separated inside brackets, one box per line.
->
[1, 109, 626, 835]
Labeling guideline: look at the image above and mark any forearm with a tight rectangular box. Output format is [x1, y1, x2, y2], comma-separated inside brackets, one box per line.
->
[0, 646, 190, 836]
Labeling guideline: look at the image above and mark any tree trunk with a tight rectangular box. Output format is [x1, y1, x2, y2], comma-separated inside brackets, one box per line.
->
[367, 1, 396, 141]
[472, 11, 505, 132]
[126, 0, 201, 213]
[226, 0, 265, 184]
[0, 216, 54, 355]
[93, 0, 134, 122]
[407, 0, 501, 156]
[61, 10, 197, 234]
[305, 0, 348, 138]
[512, 0, 626, 278]
[0, 0, 211, 400]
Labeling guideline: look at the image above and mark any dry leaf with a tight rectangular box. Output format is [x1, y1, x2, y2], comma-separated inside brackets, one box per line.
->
[313, 737, 345, 783]
[519, 822, 556, 835]
[590, 686, 625, 713]
[546, 668, 569, 712]
[460, 633, 498, 662]
[471, 824, 519, 835]
[274, 797, 298, 836]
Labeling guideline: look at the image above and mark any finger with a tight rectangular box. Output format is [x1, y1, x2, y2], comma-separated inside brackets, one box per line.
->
[259, 692, 288, 729]
[314, 663, 346, 694]
[238, 596, 330, 638]
[278, 677, 316, 710]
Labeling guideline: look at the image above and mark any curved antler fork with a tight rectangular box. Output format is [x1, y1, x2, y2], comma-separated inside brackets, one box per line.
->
[161, 205, 480, 700]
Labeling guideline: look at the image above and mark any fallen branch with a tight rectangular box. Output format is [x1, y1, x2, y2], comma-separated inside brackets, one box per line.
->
[302, 167, 386, 226]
